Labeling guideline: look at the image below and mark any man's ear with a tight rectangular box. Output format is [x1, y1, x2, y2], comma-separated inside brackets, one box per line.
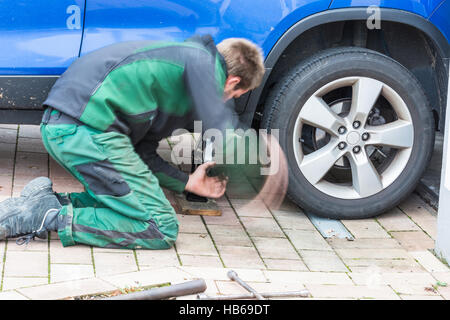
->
[225, 75, 241, 88]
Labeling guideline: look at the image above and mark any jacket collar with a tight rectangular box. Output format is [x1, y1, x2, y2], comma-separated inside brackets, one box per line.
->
[186, 34, 228, 78]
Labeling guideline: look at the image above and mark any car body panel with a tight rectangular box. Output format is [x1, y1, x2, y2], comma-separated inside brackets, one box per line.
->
[430, 0, 450, 42]
[330, 0, 445, 18]
[78, 0, 333, 59]
[0, 0, 85, 75]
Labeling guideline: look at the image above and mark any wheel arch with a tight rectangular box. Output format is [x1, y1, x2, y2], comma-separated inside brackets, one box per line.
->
[239, 7, 450, 130]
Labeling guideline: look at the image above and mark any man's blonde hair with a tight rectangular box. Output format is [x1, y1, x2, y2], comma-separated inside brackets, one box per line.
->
[217, 38, 265, 90]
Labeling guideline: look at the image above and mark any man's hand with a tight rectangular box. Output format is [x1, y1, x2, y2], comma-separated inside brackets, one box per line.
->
[185, 162, 228, 199]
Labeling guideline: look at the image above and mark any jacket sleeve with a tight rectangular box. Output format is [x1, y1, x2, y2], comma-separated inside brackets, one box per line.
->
[135, 138, 189, 194]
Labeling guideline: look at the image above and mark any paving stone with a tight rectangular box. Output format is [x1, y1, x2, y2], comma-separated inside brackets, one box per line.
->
[50, 241, 93, 265]
[92, 246, 134, 254]
[2, 277, 48, 291]
[263, 258, 308, 271]
[136, 246, 180, 268]
[177, 214, 207, 234]
[179, 254, 223, 268]
[180, 266, 267, 282]
[50, 264, 95, 283]
[18, 125, 41, 139]
[93, 252, 138, 276]
[217, 245, 265, 269]
[0, 290, 29, 300]
[305, 284, 399, 300]
[240, 217, 285, 238]
[341, 219, 391, 239]
[398, 194, 437, 238]
[7, 238, 48, 252]
[400, 294, 443, 300]
[0, 162, 14, 177]
[230, 199, 272, 217]
[51, 178, 85, 193]
[335, 248, 412, 260]
[0, 128, 18, 144]
[0, 142, 16, 155]
[215, 280, 252, 295]
[285, 230, 332, 251]
[4, 251, 49, 277]
[437, 286, 450, 299]
[300, 250, 349, 272]
[327, 238, 402, 249]
[264, 271, 353, 285]
[411, 250, 450, 273]
[175, 233, 218, 256]
[431, 272, 450, 285]
[13, 152, 48, 178]
[391, 231, 435, 251]
[271, 210, 316, 230]
[17, 278, 116, 300]
[207, 224, 253, 247]
[252, 237, 299, 260]
[215, 195, 231, 207]
[100, 267, 191, 289]
[17, 137, 46, 153]
[350, 272, 437, 286]
[376, 207, 420, 231]
[265, 198, 300, 212]
[0, 124, 18, 130]
[247, 280, 309, 295]
[203, 207, 241, 226]
[344, 258, 426, 273]
[390, 283, 442, 296]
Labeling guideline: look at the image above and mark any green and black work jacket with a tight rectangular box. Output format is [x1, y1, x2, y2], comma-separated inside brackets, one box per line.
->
[43, 34, 237, 193]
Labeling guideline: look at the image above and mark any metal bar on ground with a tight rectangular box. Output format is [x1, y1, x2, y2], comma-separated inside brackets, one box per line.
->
[101, 279, 207, 300]
[227, 270, 265, 300]
[197, 290, 311, 300]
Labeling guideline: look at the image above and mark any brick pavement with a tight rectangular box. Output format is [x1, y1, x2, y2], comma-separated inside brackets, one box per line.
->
[0, 124, 449, 300]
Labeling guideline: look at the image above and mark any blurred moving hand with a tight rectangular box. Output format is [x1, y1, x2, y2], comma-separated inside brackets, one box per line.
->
[185, 161, 228, 199]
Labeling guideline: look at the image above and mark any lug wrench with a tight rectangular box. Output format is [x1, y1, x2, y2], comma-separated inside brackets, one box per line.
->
[197, 270, 310, 300]
[197, 290, 310, 300]
[227, 270, 265, 300]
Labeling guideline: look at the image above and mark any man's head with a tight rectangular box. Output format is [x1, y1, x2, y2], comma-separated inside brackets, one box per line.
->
[217, 38, 265, 101]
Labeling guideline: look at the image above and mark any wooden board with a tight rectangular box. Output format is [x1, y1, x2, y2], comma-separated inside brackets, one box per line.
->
[174, 193, 222, 216]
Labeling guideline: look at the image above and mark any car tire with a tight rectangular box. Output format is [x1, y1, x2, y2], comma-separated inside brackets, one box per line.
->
[262, 47, 435, 219]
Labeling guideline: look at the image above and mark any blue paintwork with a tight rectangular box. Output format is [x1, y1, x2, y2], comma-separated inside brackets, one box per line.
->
[0, 0, 448, 76]
[330, 0, 445, 18]
[79, 0, 332, 58]
[0, 0, 85, 75]
[430, 0, 450, 42]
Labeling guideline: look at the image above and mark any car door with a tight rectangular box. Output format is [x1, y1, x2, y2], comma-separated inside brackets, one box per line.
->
[0, 0, 86, 75]
[0, 0, 85, 112]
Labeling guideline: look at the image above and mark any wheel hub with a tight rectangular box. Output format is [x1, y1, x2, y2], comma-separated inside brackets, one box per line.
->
[346, 131, 361, 145]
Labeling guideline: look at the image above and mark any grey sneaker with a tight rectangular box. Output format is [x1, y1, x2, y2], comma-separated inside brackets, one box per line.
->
[0, 177, 63, 245]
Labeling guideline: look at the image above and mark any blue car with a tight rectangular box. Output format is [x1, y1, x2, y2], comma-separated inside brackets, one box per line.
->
[0, 1, 449, 219]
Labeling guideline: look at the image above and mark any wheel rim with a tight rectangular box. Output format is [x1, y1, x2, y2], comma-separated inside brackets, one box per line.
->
[292, 76, 414, 200]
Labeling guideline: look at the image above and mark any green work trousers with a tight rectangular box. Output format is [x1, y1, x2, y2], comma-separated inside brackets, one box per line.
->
[40, 110, 179, 250]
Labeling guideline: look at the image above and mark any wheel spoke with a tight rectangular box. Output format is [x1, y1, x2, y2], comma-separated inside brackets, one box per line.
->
[299, 140, 345, 185]
[366, 120, 414, 149]
[299, 95, 345, 136]
[349, 78, 384, 125]
[348, 149, 383, 197]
